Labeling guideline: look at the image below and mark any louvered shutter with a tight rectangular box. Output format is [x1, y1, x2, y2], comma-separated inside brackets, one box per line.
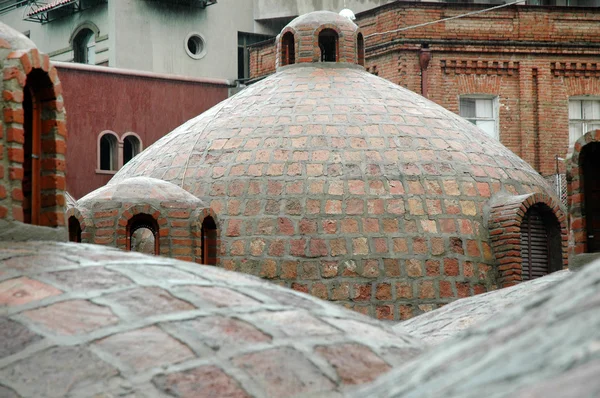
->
[521, 208, 549, 281]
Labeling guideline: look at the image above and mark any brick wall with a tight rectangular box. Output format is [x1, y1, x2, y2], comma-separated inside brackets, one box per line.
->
[248, 3, 600, 176]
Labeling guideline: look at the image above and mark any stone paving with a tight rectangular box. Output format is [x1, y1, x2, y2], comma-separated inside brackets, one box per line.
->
[394, 269, 572, 345]
[353, 259, 600, 398]
[0, 242, 423, 398]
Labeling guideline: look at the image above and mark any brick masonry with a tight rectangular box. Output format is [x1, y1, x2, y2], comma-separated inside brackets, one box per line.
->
[249, 3, 600, 177]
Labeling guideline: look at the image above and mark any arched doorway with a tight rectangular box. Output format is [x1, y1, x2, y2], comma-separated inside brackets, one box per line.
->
[318, 29, 338, 62]
[127, 214, 159, 255]
[357, 32, 365, 66]
[581, 142, 600, 252]
[68, 216, 82, 242]
[520, 203, 562, 280]
[22, 69, 52, 225]
[281, 31, 295, 66]
[201, 216, 218, 265]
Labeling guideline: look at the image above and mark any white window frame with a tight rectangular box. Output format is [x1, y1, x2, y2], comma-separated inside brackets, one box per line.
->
[568, 96, 600, 146]
[459, 95, 500, 140]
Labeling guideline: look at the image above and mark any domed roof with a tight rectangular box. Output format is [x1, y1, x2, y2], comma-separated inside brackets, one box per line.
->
[354, 259, 600, 398]
[79, 176, 204, 207]
[107, 11, 559, 319]
[0, 241, 423, 397]
[0, 23, 36, 55]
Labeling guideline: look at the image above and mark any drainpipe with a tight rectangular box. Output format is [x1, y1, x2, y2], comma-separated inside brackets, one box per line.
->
[419, 43, 432, 98]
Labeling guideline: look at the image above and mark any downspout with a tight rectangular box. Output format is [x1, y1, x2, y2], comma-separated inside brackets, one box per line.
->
[419, 43, 432, 98]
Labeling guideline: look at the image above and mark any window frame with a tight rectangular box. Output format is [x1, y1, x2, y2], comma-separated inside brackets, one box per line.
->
[568, 96, 600, 146]
[459, 94, 500, 140]
[97, 131, 119, 174]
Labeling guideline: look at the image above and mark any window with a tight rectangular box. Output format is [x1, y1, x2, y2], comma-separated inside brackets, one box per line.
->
[281, 31, 295, 67]
[569, 98, 600, 146]
[127, 214, 159, 255]
[357, 33, 365, 67]
[185, 32, 206, 60]
[460, 96, 499, 139]
[520, 204, 562, 280]
[319, 29, 338, 62]
[73, 28, 95, 64]
[99, 132, 118, 171]
[68, 216, 82, 242]
[201, 216, 218, 265]
[123, 134, 141, 165]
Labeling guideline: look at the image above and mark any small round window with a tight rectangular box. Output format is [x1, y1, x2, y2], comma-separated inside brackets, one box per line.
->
[185, 32, 206, 60]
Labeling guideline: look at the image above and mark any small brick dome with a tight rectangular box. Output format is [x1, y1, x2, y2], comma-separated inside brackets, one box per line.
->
[276, 10, 363, 68]
[107, 11, 563, 320]
[78, 176, 204, 206]
[0, 241, 423, 397]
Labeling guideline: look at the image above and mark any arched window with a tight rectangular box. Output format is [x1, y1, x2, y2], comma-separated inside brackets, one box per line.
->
[99, 132, 118, 171]
[73, 28, 95, 64]
[520, 204, 562, 280]
[281, 31, 295, 66]
[68, 216, 82, 242]
[201, 216, 218, 265]
[318, 29, 338, 62]
[357, 32, 365, 66]
[127, 214, 159, 255]
[123, 134, 142, 165]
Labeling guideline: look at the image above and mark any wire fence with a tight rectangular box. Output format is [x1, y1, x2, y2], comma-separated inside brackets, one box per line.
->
[545, 174, 568, 207]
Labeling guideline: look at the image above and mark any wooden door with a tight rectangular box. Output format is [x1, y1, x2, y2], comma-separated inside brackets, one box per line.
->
[521, 206, 549, 280]
[583, 143, 600, 252]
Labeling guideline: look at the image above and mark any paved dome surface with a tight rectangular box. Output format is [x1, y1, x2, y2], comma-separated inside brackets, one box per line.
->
[354, 260, 600, 398]
[395, 269, 572, 345]
[0, 242, 423, 398]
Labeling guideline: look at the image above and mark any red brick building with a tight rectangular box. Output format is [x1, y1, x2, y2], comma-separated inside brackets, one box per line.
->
[249, 2, 600, 179]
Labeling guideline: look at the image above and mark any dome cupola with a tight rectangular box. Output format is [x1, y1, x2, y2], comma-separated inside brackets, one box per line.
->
[276, 10, 365, 69]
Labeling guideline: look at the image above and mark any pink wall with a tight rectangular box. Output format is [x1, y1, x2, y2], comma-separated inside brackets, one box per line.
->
[55, 63, 232, 199]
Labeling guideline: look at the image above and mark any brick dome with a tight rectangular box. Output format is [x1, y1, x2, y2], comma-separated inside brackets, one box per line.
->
[0, 241, 423, 397]
[106, 11, 564, 320]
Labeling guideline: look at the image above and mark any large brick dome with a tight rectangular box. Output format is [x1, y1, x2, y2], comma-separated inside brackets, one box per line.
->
[100, 11, 565, 320]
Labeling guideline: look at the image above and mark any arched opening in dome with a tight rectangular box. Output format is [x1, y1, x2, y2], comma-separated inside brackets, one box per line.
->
[581, 142, 600, 252]
[127, 213, 159, 255]
[520, 203, 562, 280]
[68, 216, 82, 242]
[357, 32, 365, 66]
[123, 134, 141, 165]
[319, 29, 338, 62]
[201, 216, 218, 265]
[281, 31, 295, 66]
[99, 132, 118, 171]
[22, 69, 53, 225]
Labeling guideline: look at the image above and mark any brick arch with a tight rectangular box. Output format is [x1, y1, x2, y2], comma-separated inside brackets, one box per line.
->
[116, 204, 168, 253]
[2, 49, 66, 227]
[192, 207, 220, 266]
[488, 192, 568, 287]
[65, 206, 92, 243]
[567, 129, 600, 256]
[457, 74, 502, 97]
[277, 27, 298, 68]
[313, 24, 343, 63]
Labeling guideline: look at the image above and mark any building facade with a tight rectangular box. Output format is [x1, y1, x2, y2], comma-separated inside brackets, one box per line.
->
[0, 0, 396, 81]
